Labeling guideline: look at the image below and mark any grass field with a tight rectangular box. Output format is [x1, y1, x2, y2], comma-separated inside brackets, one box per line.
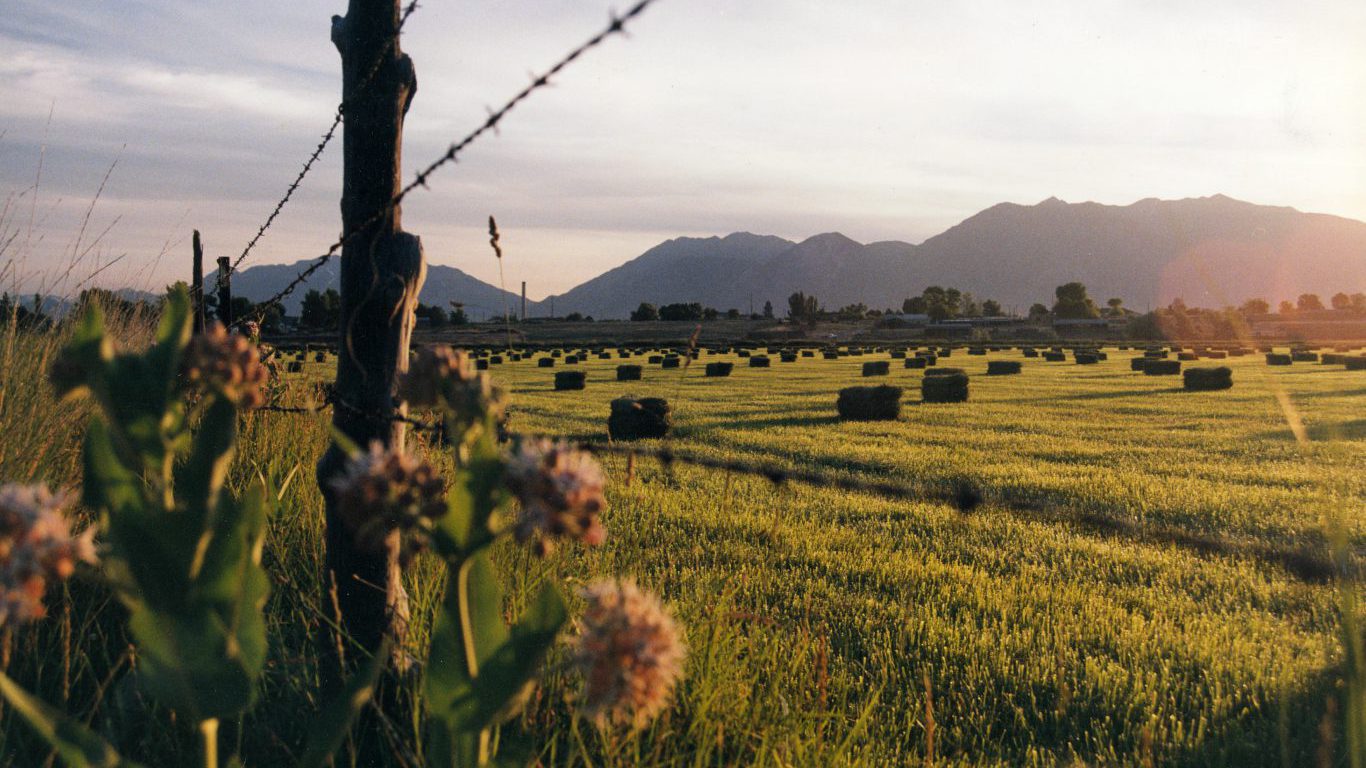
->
[3, 332, 1364, 766]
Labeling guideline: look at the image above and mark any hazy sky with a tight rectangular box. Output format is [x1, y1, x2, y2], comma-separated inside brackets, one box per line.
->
[2, 0, 1363, 299]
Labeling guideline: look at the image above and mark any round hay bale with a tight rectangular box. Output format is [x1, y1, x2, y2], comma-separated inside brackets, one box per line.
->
[889, 350, 906, 359]
[917, 353, 938, 366]
[904, 357, 928, 369]
[837, 385, 903, 421]
[1265, 353, 1293, 366]
[986, 360, 1022, 375]
[1143, 360, 1181, 376]
[801, 350, 816, 358]
[608, 397, 672, 440]
[749, 355, 771, 368]
[616, 364, 643, 381]
[554, 371, 587, 390]
[922, 369, 969, 403]
[862, 360, 890, 376]
[1183, 366, 1233, 391]
[705, 362, 734, 377]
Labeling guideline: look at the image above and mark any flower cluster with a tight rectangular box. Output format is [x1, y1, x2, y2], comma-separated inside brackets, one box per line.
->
[0, 483, 97, 627]
[571, 579, 686, 729]
[504, 439, 606, 556]
[399, 345, 505, 424]
[330, 442, 447, 561]
[182, 322, 269, 409]
[241, 320, 261, 341]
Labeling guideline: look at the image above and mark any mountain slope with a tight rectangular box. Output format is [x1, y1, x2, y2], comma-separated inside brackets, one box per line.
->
[544, 195, 1366, 318]
[230, 258, 535, 319]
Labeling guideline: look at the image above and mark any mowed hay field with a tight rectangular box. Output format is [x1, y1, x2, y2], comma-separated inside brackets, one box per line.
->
[3, 334, 1364, 766]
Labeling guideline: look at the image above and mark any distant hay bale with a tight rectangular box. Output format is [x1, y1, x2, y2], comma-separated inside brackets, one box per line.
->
[968, 347, 987, 356]
[1292, 351, 1319, 362]
[315, 352, 326, 362]
[1265, 353, 1293, 366]
[823, 351, 840, 360]
[917, 353, 938, 366]
[780, 352, 798, 363]
[802, 350, 816, 358]
[1043, 351, 1066, 362]
[705, 362, 734, 377]
[1022, 348, 1039, 358]
[1143, 360, 1181, 376]
[1345, 356, 1366, 371]
[647, 355, 664, 364]
[1183, 366, 1233, 391]
[661, 356, 682, 369]
[1203, 351, 1227, 359]
[1074, 353, 1100, 365]
[1129, 357, 1148, 371]
[287, 361, 304, 373]
[904, 357, 928, 369]
[836, 385, 903, 421]
[750, 355, 771, 368]
[475, 359, 489, 370]
[986, 360, 1022, 375]
[616, 364, 643, 381]
[862, 361, 890, 376]
[608, 396, 672, 440]
[1177, 352, 1198, 361]
[538, 357, 556, 368]
[889, 350, 906, 359]
[1321, 353, 1346, 365]
[737, 350, 752, 358]
[922, 368, 968, 403]
[554, 371, 587, 390]
[489, 355, 503, 364]
[564, 355, 580, 364]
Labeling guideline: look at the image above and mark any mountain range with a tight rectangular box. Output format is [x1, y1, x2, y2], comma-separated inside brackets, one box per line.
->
[228, 195, 1366, 319]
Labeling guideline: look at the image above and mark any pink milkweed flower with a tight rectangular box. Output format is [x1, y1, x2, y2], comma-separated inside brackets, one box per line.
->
[0, 484, 97, 627]
[329, 442, 447, 562]
[183, 321, 269, 409]
[504, 439, 606, 556]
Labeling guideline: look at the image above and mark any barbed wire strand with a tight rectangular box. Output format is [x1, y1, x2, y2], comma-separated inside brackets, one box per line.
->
[239, 0, 661, 326]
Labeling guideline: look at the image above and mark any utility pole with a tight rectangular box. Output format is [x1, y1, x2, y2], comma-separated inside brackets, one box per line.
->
[521, 281, 527, 321]
[316, 0, 423, 676]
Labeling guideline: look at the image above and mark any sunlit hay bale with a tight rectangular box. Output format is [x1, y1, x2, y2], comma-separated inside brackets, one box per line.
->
[837, 385, 903, 421]
[475, 359, 490, 370]
[648, 355, 664, 364]
[1177, 352, 1198, 361]
[904, 356, 928, 369]
[922, 368, 969, 403]
[823, 351, 840, 360]
[1022, 347, 1039, 358]
[1043, 351, 1066, 362]
[1345, 356, 1366, 371]
[1184, 366, 1233, 391]
[1265, 353, 1292, 366]
[737, 350, 752, 358]
[968, 347, 987, 356]
[780, 352, 798, 363]
[537, 357, 556, 368]
[749, 355, 771, 368]
[555, 370, 587, 391]
[1292, 351, 1319, 362]
[1074, 352, 1100, 365]
[1143, 359, 1181, 375]
[705, 362, 734, 377]
[987, 360, 1022, 375]
[608, 396, 672, 440]
[862, 360, 890, 376]
[616, 364, 643, 381]
[661, 356, 682, 369]
[287, 361, 304, 374]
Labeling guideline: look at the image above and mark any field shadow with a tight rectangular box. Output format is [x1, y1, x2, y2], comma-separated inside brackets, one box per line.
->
[999, 386, 1183, 404]
[1256, 418, 1366, 442]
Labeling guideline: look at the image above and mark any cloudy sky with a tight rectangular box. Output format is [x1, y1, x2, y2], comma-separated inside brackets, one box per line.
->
[2, 0, 1363, 299]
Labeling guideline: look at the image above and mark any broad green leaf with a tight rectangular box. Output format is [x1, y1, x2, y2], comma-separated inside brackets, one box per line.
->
[298, 640, 388, 768]
[0, 670, 143, 768]
[176, 397, 237, 530]
[146, 285, 191, 391]
[127, 606, 256, 721]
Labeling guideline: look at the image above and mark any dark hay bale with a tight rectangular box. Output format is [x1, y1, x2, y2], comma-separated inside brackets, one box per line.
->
[1074, 353, 1100, 365]
[737, 350, 752, 358]
[551, 350, 562, 357]
[1043, 351, 1066, 362]
[315, 352, 326, 362]
[1177, 352, 1198, 361]
[922, 369, 969, 403]
[647, 355, 664, 364]
[705, 362, 734, 377]
[1346, 356, 1366, 371]
[661, 357, 682, 369]
[1130, 357, 1148, 371]
[538, 357, 555, 368]
[986, 360, 1022, 375]
[1183, 366, 1233, 391]
[564, 355, 580, 364]
[750, 355, 771, 368]
[616, 364, 643, 381]
[918, 353, 938, 366]
[1144, 350, 1168, 359]
[554, 371, 587, 390]
[836, 385, 903, 421]
[287, 361, 303, 374]
[475, 359, 490, 370]
[489, 355, 503, 364]
[1022, 348, 1039, 358]
[802, 350, 816, 358]
[780, 353, 798, 363]
[968, 347, 987, 356]
[608, 397, 672, 440]
[1292, 352, 1319, 362]
[904, 357, 928, 369]
[1266, 353, 1293, 366]
[862, 361, 890, 377]
[1203, 351, 1227, 359]
[823, 351, 840, 360]
[1143, 360, 1181, 376]
[1321, 354, 1346, 365]
[889, 350, 906, 359]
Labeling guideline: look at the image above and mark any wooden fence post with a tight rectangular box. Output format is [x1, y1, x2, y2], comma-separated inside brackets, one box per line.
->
[191, 231, 206, 333]
[215, 256, 233, 326]
[315, 0, 424, 676]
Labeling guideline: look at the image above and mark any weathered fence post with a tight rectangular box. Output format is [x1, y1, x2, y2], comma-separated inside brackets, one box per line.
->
[215, 256, 233, 326]
[191, 231, 206, 333]
[316, 0, 424, 675]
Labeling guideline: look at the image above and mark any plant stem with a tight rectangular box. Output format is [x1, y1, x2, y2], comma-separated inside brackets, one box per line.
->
[200, 718, 219, 768]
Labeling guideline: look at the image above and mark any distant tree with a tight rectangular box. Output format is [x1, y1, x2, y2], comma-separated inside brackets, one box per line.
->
[762, 300, 774, 319]
[1297, 293, 1324, 312]
[725, 308, 741, 319]
[922, 286, 952, 322]
[630, 302, 659, 321]
[981, 299, 1003, 317]
[1106, 297, 1124, 316]
[1331, 292, 1352, 311]
[943, 288, 963, 317]
[1051, 282, 1100, 319]
[959, 292, 981, 318]
[659, 302, 705, 322]
[414, 302, 449, 328]
[1353, 293, 1366, 312]
[834, 303, 868, 321]
[1239, 298, 1271, 316]
[448, 302, 469, 325]
[300, 288, 341, 329]
[1278, 300, 1296, 315]
[902, 296, 927, 315]
[702, 307, 720, 321]
[1028, 303, 1050, 319]
[564, 312, 586, 322]
[786, 292, 820, 323]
